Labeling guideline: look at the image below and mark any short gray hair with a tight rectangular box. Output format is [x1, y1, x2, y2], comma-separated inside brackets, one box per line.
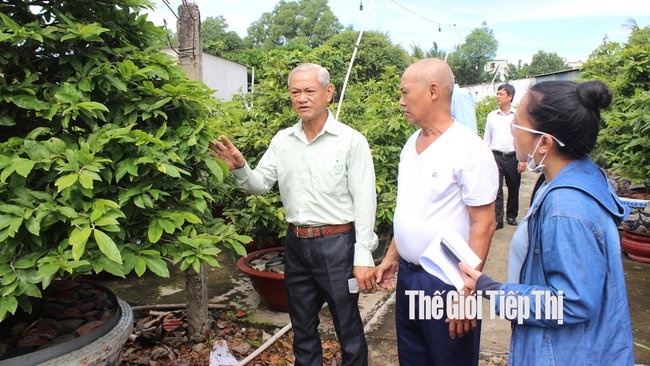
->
[288, 63, 330, 89]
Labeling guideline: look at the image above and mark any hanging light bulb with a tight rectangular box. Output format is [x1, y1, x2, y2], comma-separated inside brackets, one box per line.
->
[438, 25, 441, 32]
[360, 0, 363, 11]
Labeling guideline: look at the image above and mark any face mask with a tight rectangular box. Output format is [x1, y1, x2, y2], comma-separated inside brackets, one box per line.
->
[526, 136, 548, 173]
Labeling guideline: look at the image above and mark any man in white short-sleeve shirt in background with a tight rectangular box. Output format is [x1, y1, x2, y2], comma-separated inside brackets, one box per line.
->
[484, 83, 526, 230]
[376, 58, 498, 366]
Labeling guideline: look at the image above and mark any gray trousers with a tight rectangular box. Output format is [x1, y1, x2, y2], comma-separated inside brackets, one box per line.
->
[284, 228, 368, 366]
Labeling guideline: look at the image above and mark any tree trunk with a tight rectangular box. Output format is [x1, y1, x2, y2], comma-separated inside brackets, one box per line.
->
[184, 263, 211, 335]
[177, 2, 210, 336]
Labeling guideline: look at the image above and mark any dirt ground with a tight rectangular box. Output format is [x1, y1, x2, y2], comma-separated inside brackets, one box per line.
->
[101, 171, 650, 366]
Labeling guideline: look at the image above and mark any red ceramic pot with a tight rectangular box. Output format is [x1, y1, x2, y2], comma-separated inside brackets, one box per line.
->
[244, 236, 284, 254]
[236, 247, 288, 312]
[621, 231, 650, 264]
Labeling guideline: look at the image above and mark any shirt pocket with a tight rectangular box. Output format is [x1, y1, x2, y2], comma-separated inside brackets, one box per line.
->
[424, 167, 455, 202]
[314, 155, 347, 194]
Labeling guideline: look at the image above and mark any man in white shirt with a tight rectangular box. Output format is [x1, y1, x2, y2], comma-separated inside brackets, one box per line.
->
[483, 84, 526, 229]
[376, 58, 498, 366]
[210, 63, 378, 366]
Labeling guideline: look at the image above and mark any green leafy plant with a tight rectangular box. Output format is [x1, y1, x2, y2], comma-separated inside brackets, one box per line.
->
[581, 26, 650, 192]
[341, 67, 415, 233]
[475, 95, 498, 138]
[0, 0, 250, 321]
[222, 190, 287, 252]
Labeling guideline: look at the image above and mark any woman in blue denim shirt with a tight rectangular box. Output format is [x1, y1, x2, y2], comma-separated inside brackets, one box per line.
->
[460, 80, 635, 365]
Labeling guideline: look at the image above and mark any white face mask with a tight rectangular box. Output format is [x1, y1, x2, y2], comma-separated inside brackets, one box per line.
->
[526, 136, 548, 173]
[512, 124, 566, 173]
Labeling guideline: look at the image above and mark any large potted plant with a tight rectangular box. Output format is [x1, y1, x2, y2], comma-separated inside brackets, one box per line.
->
[0, 0, 249, 362]
[581, 25, 650, 263]
[222, 189, 287, 253]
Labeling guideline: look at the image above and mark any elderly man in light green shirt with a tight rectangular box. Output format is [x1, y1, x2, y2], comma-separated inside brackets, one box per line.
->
[210, 63, 377, 366]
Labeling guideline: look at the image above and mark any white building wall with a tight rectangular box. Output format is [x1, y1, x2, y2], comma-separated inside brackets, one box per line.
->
[462, 78, 535, 106]
[161, 49, 248, 101]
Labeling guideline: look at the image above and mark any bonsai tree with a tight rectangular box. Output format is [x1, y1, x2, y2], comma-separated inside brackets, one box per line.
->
[0, 0, 249, 323]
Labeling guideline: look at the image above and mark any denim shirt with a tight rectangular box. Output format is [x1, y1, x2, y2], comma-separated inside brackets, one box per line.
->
[479, 157, 634, 366]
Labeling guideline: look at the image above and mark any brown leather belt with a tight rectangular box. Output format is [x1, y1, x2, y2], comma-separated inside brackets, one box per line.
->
[289, 223, 354, 239]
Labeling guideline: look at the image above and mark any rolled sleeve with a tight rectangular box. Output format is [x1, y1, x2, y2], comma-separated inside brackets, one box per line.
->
[354, 237, 378, 267]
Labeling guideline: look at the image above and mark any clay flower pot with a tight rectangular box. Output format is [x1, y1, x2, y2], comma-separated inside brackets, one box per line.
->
[0, 280, 132, 366]
[621, 231, 650, 264]
[236, 248, 288, 312]
[619, 197, 650, 263]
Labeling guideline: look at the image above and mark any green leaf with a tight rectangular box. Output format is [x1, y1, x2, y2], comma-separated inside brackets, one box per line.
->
[94, 258, 125, 278]
[104, 74, 127, 91]
[20, 281, 41, 298]
[77, 101, 109, 112]
[55, 173, 78, 192]
[205, 158, 224, 182]
[90, 201, 105, 222]
[0, 115, 16, 126]
[182, 212, 201, 224]
[115, 158, 138, 182]
[57, 207, 78, 218]
[14, 158, 36, 178]
[134, 257, 146, 276]
[93, 229, 122, 264]
[142, 255, 170, 277]
[12, 258, 35, 269]
[37, 264, 60, 282]
[10, 95, 50, 110]
[70, 227, 92, 260]
[25, 216, 40, 236]
[69, 227, 92, 246]
[192, 260, 201, 273]
[2, 279, 18, 296]
[0, 165, 15, 183]
[158, 219, 176, 234]
[0, 12, 21, 31]
[78, 173, 93, 189]
[148, 220, 163, 243]
[159, 164, 181, 178]
[94, 217, 119, 227]
[150, 97, 172, 110]
[0, 296, 18, 321]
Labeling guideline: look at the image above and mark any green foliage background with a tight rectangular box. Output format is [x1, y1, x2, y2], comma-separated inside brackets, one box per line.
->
[0, 0, 250, 321]
[580, 26, 650, 191]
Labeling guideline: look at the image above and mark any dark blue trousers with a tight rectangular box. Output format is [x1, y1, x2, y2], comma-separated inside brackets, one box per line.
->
[396, 259, 481, 366]
[284, 229, 367, 366]
[494, 153, 521, 224]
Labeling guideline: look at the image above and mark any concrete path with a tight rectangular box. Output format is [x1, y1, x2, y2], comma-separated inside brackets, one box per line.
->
[362, 172, 538, 366]
[363, 171, 650, 366]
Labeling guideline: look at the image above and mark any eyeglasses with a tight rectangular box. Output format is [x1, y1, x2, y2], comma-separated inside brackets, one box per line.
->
[511, 123, 565, 147]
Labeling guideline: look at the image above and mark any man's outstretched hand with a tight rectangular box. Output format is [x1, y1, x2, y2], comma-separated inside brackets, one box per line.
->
[209, 135, 245, 170]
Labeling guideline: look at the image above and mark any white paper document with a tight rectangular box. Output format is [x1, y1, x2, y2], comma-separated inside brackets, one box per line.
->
[419, 227, 482, 291]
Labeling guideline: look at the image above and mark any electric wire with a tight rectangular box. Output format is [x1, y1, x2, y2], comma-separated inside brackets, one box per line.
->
[388, 0, 454, 27]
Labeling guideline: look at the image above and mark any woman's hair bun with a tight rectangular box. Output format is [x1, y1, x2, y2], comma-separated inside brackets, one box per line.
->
[577, 80, 612, 111]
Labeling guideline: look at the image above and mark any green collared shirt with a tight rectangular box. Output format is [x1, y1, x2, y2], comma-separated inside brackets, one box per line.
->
[231, 111, 378, 266]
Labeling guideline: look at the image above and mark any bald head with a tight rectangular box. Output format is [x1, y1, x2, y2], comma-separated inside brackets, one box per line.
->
[404, 58, 455, 101]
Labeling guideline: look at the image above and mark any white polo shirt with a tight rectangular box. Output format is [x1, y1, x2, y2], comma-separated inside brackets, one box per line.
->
[393, 121, 499, 264]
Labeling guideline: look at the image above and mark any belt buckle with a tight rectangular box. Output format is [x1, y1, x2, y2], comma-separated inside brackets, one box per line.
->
[297, 225, 314, 238]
